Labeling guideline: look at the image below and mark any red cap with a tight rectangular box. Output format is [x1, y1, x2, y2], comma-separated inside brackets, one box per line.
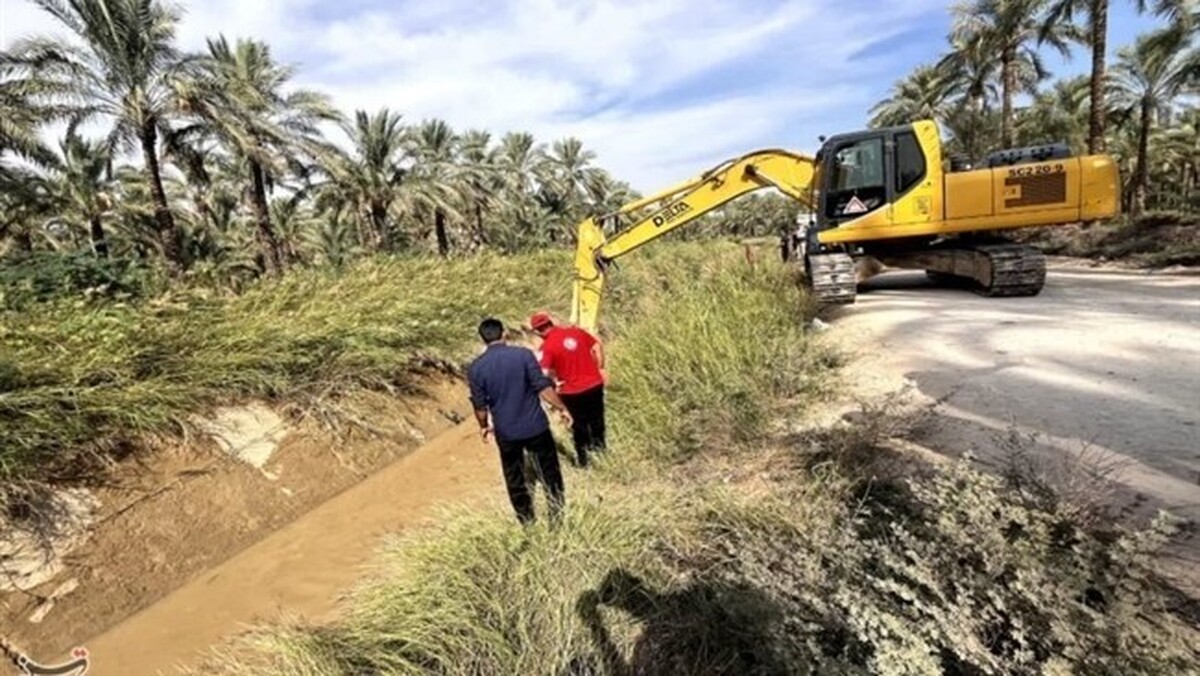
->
[529, 311, 553, 330]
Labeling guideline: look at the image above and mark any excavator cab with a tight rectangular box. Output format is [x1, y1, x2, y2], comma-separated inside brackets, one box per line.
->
[819, 131, 890, 223]
[804, 120, 1118, 303]
[809, 122, 939, 247]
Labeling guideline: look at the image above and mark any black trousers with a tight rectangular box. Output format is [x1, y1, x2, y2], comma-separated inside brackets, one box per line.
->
[497, 429, 564, 524]
[560, 385, 606, 467]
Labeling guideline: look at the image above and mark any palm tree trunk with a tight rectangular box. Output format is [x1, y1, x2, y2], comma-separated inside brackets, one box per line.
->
[434, 208, 450, 256]
[475, 202, 487, 245]
[89, 216, 109, 258]
[14, 230, 33, 252]
[1088, 0, 1108, 154]
[1132, 95, 1152, 218]
[193, 195, 214, 230]
[1000, 45, 1017, 149]
[1185, 161, 1195, 207]
[370, 204, 388, 250]
[354, 213, 369, 250]
[249, 159, 284, 275]
[140, 120, 184, 274]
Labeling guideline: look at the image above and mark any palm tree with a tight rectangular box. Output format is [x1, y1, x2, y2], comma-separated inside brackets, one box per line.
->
[937, 33, 1004, 161]
[406, 119, 462, 256]
[1157, 107, 1198, 208]
[312, 213, 359, 268]
[177, 36, 338, 275]
[0, 72, 62, 251]
[0, 74, 64, 172]
[9, 0, 195, 273]
[1110, 28, 1198, 216]
[163, 133, 221, 241]
[870, 65, 957, 127]
[0, 173, 53, 253]
[585, 170, 638, 215]
[495, 132, 548, 248]
[45, 124, 115, 257]
[459, 129, 499, 248]
[938, 31, 1001, 114]
[1040, 0, 1190, 154]
[1016, 75, 1091, 150]
[498, 132, 544, 196]
[950, 0, 1075, 148]
[270, 195, 318, 266]
[546, 137, 601, 206]
[321, 109, 409, 250]
[539, 137, 604, 241]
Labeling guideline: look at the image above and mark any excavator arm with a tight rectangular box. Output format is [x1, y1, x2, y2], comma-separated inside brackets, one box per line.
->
[571, 149, 818, 332]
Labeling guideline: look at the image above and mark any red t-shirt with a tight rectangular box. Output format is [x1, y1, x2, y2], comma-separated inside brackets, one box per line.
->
[538, 326, 604, 395]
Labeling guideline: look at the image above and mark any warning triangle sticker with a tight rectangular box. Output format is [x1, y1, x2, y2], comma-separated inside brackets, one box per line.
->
[842, 196, 868, 214]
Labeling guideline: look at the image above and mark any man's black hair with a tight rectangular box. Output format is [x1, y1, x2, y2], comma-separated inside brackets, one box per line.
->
[478, 318, 504, 343]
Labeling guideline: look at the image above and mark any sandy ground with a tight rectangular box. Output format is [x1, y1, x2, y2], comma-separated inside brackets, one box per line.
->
[824, 263, 1200, 587]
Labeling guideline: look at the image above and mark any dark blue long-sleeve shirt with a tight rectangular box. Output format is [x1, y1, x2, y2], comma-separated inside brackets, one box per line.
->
[467, 343, 553, 442]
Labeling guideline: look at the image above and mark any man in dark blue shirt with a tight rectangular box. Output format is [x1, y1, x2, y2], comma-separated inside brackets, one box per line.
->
[468, 317, 573, 524]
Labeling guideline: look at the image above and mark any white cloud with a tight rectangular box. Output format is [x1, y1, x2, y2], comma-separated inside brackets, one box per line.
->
[1, 0, 947, 190]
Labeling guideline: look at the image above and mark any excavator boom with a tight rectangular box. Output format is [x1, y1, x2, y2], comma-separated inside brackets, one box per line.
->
[572, 149, 817, 332]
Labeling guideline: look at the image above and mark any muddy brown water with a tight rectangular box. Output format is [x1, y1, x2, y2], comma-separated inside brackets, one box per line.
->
[86, 420, 502, 674]
[0, 379, 511, 675]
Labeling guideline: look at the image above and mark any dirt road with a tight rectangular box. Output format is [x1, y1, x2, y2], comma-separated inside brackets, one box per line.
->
[828, 263, 1200, 580]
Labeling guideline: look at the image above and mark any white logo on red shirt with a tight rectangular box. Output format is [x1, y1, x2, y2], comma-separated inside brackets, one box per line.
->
[563, 337, 578, 351]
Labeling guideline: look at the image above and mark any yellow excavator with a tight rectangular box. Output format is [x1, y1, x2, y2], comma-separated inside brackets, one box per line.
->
[570, 119, 1120, 332]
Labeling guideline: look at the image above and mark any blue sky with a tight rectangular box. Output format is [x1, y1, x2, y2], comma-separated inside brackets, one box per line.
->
[0, 0, 1173, 190]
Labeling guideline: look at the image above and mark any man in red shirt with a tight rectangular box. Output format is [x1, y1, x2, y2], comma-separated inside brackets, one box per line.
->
[530, 311, 606, 468]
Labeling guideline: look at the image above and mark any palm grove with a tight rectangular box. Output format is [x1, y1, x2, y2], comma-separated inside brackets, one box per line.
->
[871, 0, 1198, 217]
[0, 0, 638, 287]
[2, 0, 1198, 291]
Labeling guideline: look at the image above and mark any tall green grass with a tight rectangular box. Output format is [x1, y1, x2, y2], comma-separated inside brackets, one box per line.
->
[209, 486, 679, 675]
[197, 474, 852, 676]
[200, 242, 1196, 676]
[601, 244, 830, 462]
[0, 252, 569, 481]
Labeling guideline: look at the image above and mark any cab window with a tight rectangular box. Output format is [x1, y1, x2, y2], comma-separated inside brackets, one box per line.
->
[825, 136, 885, 219]
[895, 132, 925, 194]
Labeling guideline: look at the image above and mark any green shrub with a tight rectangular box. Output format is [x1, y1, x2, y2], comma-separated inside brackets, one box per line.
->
[0, 250, 157, 310]
[709, 457, 1197, 676]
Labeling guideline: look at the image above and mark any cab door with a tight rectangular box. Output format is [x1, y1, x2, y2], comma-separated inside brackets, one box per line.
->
[818, 133, 890, 228]
[889, 128, 935, 228]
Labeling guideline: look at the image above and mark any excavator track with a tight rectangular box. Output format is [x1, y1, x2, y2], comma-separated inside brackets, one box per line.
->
[972, 243, 1046, 297]
[876, 241, 1046, 297]
[806, 252, 857, 304]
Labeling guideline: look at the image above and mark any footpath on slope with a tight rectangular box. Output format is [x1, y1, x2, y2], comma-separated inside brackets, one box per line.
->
[84, 419, 504, 675]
